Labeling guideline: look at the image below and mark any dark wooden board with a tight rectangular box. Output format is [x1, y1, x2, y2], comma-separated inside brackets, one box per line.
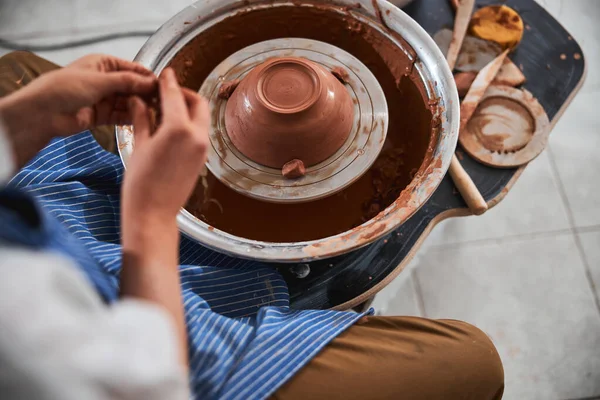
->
[277, 0, 585, 310]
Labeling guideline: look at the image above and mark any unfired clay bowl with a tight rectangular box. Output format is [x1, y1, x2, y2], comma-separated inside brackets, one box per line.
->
[224, 57, 354, 168]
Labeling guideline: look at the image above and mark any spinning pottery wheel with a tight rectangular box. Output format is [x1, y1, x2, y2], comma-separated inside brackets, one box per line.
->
[118, 0, 459, 262]
[116, 0, 585, 310]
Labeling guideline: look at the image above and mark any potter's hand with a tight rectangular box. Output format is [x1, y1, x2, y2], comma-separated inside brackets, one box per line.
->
[120, 68, 208, 371]
[123, 67, 209, 223]
[0, 54, 156, 168]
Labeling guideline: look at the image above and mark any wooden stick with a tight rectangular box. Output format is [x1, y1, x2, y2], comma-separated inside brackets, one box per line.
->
[448, 50, 509, 214]
[460, 50, 510, 130]
[449, 157, 488, 215]
[445, 0, 488, 215]
[447, 0, 475, 71]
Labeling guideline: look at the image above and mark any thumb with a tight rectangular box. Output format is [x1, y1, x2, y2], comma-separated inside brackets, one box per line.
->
[129, 97, 151, 146]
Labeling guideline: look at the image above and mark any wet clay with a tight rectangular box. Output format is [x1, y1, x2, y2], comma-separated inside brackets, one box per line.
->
[224, 57, 354, 168]
[282, 159, 306, 179]
[218, 79, 240, 99]
[331, 66, 351, 84]
[454, 70, 522, 98]
[454, 71, 476, 97]
[170, 2, 435, 242]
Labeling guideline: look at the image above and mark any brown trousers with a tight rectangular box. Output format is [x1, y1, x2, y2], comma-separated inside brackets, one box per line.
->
[0, 51, 504, 400]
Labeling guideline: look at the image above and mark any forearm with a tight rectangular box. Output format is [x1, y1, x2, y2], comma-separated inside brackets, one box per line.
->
[0, 90, 52, 170]
[120, 216, 189, 369]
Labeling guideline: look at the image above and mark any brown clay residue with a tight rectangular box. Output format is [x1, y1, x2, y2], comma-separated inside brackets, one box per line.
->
[218, 79, 241, 99]
[359, 223, 387, 241]
[339, 2, 362, 12]
[331, 66, 350, 84]
[455, 70, 522, 98]
[175, 2, 435, 242]
[282, 159, 306, 179]
[371, 0, 390, 31]
[454, 71, 477, 97]
[467, 96, 535, 153]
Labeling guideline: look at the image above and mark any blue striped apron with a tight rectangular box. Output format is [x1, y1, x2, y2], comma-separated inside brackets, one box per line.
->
[0, 132, 364, 400]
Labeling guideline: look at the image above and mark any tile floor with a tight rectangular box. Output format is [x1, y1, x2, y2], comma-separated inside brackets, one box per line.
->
[0, 0, 598, 398]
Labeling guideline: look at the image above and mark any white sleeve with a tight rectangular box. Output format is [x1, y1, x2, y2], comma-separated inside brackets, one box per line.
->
[0, 248, 189, 400]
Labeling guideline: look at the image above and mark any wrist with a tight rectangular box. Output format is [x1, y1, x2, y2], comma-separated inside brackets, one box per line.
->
[0, 91, 53, 168]
[122, 213, 179, 257]
[0, 89, 50, 136]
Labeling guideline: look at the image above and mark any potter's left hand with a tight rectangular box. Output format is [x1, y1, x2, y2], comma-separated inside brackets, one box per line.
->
[0, 54, 157, 168]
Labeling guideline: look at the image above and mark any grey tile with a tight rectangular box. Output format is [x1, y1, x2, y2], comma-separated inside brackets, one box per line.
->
[578, 230, 600, 307]
[36, 37, 149, 66]
[549, 90, 600, 229]
[371, 271, 423, 317]
[0, 0, 76, 38]
[414, 234, 600, 399]
[427, 151, 570, 247]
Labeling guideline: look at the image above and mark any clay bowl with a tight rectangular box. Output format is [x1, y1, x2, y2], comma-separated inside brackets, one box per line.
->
[225, 57, 354, 168]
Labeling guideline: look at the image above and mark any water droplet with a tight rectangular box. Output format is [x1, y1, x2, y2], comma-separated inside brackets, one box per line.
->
[357, 149, 365, 156]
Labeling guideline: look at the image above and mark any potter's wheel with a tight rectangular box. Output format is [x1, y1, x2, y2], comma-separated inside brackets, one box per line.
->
[199, 38, 388, 204]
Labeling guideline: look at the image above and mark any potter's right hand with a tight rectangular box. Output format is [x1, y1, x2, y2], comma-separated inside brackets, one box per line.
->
[122, 68, 209, 224]
[120, 68, 205, 370]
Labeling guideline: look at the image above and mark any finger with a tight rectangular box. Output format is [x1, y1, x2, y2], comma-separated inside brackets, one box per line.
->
[67, 54, 101, 69]
[182, 89, 209, 163]
[182, 88, 209, 122]
[109, 110, 132, 126]
[105, 97, 133, 125]
[113, 96, 130, 113]
[100, 71, 157, 97]
[159, 68, 188, 124]
[128, 96, 151, 146]
[70, 54, 154, 77]
[75, 107, 95, 132]
[104, 57, 154, 76]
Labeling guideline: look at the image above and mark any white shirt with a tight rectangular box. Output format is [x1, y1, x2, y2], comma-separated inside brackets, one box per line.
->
[0, 123, 188, 400]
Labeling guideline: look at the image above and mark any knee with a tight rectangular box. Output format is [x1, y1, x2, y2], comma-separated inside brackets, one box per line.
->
[0, 51, 35, 64]
[0, 51, 57, 73]
[443, 320, 505, 398]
